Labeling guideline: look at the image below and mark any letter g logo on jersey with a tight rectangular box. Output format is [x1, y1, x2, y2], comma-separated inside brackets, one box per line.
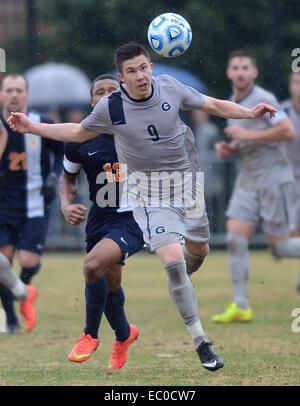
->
[156, 226, 166, 234]
[162, 102, 171, 111]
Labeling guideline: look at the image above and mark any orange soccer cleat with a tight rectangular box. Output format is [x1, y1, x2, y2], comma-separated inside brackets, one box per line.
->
[108, 324, 139, 370]
[20, 285, 38, 332]
[68, 333, 99, 362]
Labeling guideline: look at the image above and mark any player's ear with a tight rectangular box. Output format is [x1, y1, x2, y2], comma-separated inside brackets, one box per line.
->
[253, 68, 258, 80]
[118, 72, 123, 83]
[150, 62, 154, 71]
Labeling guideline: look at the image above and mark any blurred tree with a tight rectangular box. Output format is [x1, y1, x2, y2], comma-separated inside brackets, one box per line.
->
[4, 0, 299, 101]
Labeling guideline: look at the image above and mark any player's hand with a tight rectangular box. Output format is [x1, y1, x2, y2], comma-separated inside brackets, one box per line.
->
[61, 204, 87, 226]
[250, 103, 277, 119]
[225, 126, 250, 140]
[215, 141, 237, 158]
[7, 112, 32, 133]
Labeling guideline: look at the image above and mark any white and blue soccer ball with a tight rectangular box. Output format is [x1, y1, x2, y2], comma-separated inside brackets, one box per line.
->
[147, 12, 192, 58]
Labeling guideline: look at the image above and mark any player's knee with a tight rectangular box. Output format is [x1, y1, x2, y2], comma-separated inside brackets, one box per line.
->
[226, 232, 248, 254]
[84, 257, 105, 283]
[187, 242, 209, 257]
[20, 258, 40, 269]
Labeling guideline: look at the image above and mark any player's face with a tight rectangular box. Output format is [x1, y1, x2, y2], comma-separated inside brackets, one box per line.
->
[227, 57, 258, 92]
[0, 76, 29, 113]
[91, 79, 119, 107]
[289, 73, 300, 102]
[118, 55, 153, 100]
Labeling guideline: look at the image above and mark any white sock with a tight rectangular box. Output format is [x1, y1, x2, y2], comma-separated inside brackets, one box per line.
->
[0, 253, 28, 302]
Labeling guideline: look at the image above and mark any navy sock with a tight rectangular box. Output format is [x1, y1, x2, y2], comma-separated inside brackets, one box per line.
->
[20, 263, 41, 285]
[104, 287, 130, 342]
[84, 276, 108, 339]
[0, 283, 18, 325]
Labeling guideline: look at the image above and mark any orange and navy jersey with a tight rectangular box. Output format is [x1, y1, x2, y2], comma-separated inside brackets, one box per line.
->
[63, 133, 130, 213]
[0, 111, 64, 219]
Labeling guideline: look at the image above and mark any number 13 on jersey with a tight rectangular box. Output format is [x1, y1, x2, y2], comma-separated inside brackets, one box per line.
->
[103, 162, 126, 182]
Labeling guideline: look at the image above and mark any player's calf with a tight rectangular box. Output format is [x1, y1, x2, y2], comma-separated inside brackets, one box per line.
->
[164, 259, 208, 346]
[20, 263, 41, 285]
[0, 252, 28, 301]
[226, 232, 250, 310]
[183, 243, 209, 276]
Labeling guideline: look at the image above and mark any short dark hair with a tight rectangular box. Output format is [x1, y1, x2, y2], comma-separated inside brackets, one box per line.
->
[228, 50, 257, 67]
[114, 41, 150, 73]
[0, 73, 29, 91]
[90, 74, 119, 97]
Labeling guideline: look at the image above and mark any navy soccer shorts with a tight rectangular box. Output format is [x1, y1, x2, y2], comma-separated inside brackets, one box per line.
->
[86, 211, 144, 265]
[0, 213, 50, 255]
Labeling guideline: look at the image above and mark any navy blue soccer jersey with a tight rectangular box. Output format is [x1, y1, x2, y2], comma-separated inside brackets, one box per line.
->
[0, 111, 64, 219]
[63, 133, 130, 213]
[63, 134, 135, 244]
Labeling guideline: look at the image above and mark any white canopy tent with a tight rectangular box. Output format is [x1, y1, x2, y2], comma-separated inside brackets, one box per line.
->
[25, 62, 91, 108]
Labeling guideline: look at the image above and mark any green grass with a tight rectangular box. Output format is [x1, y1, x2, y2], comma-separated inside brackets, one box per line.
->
[0, 250, 300, 386]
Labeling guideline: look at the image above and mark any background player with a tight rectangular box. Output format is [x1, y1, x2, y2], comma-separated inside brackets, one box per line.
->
[0, 117, 37, 333]
[60, 73, 144, 369]
[0, 74, 64, 333]
[7, 42, 277, 372]
[281, 72, 300, 293]
[212, 50, 300, 323]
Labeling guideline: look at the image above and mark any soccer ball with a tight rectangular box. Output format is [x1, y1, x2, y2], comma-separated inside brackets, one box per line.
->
[147, 12, 192, 58]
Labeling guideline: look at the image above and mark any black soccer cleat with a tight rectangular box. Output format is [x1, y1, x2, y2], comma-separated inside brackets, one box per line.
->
[196, 341, 224, 372]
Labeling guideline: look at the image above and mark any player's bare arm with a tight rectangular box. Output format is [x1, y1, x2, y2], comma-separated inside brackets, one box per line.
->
[7, 112, 98, 142]
[60, 171, 87, 226]
[225, 117, 295, 141]
[202, 96, 277, 120]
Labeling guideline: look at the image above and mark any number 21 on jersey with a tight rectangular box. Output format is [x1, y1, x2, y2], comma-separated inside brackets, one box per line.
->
[9, 152, 27, 171]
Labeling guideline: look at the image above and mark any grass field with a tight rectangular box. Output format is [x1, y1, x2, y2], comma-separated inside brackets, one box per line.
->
[0, 249, 300, 386]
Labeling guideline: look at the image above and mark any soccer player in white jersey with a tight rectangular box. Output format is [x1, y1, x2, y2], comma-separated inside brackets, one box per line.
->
[212, 50, 300, 323]
[281, 72, 300, 293]
[61, 74, 144, 369]
[7, 42, 277, 372]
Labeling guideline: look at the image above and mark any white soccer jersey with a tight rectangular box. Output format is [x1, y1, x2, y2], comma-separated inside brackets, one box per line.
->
[81, 75, 205, 175]
[227, 85, 294, 190]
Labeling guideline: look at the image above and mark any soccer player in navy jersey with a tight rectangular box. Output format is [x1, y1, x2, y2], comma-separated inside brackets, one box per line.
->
[7, 42, 277, 372]
[60, 74, 144, 369]
[0, 74, 64, 334]
[0, 117, 37, 332]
